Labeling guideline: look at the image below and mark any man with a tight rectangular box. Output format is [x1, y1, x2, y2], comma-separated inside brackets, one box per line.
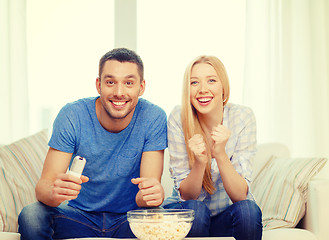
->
[18, 48, 167, 239]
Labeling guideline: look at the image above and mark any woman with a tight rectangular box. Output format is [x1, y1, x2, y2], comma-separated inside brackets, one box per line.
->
[163, 55, 263, 240]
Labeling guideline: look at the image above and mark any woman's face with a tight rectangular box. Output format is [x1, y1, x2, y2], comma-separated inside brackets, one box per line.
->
[189, 63, 223, 116]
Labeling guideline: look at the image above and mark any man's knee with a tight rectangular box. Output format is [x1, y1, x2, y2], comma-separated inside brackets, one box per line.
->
[19, 202, 53, 229]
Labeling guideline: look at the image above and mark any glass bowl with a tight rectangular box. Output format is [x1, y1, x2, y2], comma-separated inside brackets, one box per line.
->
[127, 209, 194, 240]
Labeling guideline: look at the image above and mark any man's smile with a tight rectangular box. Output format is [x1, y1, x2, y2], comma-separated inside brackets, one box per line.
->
[110, 100, 129, 108]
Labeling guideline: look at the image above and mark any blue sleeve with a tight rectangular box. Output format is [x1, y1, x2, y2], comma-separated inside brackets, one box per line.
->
[48, 103, 80, 153]
[143, 107, 168, 152]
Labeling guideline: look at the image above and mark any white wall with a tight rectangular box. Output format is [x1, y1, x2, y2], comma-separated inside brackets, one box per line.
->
[137, 0, 246, 116]
[27, 0, 115, 133]
[26, 0, 246, 133]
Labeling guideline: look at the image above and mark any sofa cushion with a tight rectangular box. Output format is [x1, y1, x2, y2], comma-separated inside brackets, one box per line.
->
[251, 155, 327, 230]
[252, 143, 290, 178]
[0, 129, 48, 232]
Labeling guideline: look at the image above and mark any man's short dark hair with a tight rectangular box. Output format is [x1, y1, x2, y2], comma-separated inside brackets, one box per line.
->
[98, 48, 144, 81]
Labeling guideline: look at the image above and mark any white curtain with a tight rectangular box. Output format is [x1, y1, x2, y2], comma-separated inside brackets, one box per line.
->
[0, 0, 29, 144]
[244, 0, 329, 162]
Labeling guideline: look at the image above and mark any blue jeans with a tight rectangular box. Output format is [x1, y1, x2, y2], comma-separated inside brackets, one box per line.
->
[18, 202, 135, 240]
[163, 199, 263, 240]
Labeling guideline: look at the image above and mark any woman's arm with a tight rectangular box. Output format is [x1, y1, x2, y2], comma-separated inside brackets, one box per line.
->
[211, 108, 256, 202]
[178, 134, 208, 200]
[213, 148, 248, 202]
[167, 106, 206, 200]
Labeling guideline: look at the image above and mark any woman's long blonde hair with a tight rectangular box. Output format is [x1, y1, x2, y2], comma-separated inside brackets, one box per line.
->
[181, 55, 230, 194]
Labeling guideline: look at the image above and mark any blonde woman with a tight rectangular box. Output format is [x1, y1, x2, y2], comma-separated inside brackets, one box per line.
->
[163, 55, 262, 240]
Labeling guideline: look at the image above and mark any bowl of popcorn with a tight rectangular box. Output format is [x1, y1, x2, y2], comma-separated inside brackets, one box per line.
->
[127, 209, 194, 240]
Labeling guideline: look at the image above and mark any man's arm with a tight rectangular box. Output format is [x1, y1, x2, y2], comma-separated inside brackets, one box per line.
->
[131, 150, 164, 207]
[35, 147, 88, 207]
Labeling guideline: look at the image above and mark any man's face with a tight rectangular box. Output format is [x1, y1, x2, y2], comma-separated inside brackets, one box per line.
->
[96, 60, 145, 121]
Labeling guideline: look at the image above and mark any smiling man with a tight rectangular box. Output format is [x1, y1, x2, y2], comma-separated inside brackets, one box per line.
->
[18, 48, 168, 240]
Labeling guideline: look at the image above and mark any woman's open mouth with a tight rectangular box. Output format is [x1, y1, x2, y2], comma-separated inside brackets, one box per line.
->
[197, 97, 213, 106]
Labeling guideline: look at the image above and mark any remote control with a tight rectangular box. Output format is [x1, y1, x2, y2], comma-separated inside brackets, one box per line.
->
[68, 156, 86, 178]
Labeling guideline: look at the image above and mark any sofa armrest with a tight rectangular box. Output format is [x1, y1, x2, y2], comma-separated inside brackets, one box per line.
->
[303, 179, 329, 240]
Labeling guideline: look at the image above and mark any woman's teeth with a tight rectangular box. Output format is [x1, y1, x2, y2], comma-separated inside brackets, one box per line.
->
[198, 97, 212, 102]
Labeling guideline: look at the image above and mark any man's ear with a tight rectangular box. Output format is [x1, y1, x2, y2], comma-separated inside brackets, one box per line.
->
[96, 77, 101, 94]
[139, 79, 146, 96]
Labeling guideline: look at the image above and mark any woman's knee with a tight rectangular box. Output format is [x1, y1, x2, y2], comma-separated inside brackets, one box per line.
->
[183, 200, 210, 218]
[164, 200, 210, 236]
[233, 200, 262, 222]
[183, 199, 207, 209]
[183, 200, 211, 237]
[232, 200, 263, 239]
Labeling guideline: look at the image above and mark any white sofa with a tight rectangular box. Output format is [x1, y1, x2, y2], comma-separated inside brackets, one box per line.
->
[0, 129, 328, 240]
[247, 143, 329, 240]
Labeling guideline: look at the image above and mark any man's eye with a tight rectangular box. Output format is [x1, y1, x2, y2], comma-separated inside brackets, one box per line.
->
[126, 81, 134, 86]
[106, 81, 114, 85]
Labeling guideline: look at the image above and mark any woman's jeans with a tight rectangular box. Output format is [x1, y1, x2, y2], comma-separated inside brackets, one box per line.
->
[18, 202, 135, 240]
[163, 199, 263, 240]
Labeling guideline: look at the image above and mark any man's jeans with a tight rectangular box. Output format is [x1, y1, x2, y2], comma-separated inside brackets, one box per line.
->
[163, 199, 263, 240]
[18, 202, 135, 240]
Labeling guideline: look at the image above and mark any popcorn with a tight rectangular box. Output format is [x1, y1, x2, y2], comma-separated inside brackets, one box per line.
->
[129, 213, 193, 240]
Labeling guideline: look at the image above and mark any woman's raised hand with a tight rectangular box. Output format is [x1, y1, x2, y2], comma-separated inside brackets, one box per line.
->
[188, 134, 208, 165]
[211, 124, 231, 158]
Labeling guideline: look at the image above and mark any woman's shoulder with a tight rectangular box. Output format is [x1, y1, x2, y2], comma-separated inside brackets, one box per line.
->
[224, 103, 256, 126]
[168, 105, 182, 127]
[171, 105, 181, 115]
[225, 102, 255, 117]
[168, 105, 181, 119]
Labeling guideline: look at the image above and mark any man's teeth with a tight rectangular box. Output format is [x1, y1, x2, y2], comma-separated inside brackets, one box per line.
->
[198, 97, 212, 102]
[113, 101, 126, 106]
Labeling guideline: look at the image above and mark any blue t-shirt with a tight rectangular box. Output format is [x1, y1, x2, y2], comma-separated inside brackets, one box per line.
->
[49, 97, 168, 213]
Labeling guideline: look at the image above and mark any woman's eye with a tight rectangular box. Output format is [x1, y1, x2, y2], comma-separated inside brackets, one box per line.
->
[209, 79, 216, 83]
[191, 81, 198, 85]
